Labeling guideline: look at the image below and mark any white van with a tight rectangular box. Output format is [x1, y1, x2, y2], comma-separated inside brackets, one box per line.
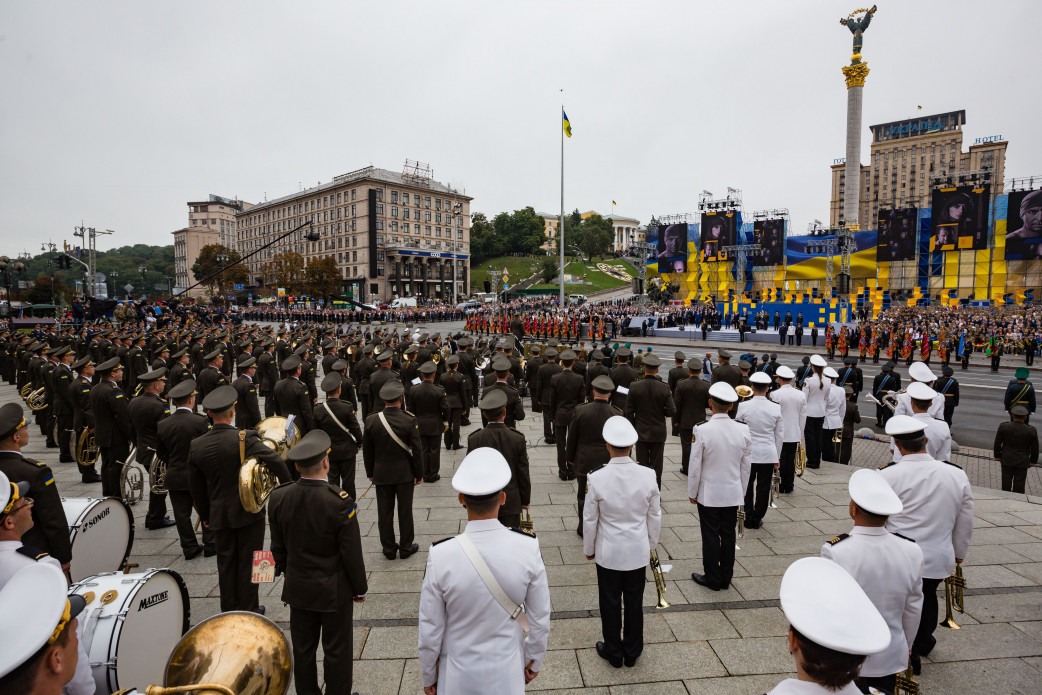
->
[389, 297, 418, 309]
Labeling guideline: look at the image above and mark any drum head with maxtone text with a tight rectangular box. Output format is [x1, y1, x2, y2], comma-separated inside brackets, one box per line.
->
[62, 497, 135, 582]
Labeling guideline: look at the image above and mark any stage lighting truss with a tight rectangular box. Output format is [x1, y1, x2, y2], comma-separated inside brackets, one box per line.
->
[698, 188, 743, 213]
[930, 169, 993, 190]
[1007, 175, 1042, 194]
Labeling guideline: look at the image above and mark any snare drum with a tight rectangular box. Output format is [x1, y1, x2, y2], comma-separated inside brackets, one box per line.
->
[70, 569, 190, 695]
[62, 496, 135, 582]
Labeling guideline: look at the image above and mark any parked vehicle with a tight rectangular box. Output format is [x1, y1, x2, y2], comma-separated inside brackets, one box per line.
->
[388, 297, 418, 309]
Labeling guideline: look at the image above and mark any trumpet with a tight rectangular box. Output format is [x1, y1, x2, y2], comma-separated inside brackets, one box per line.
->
[795, 441, 807, 477]
[650, 548, 670, 609]
[735, 505, 745, 549]
[769, 468, 780, 508]
[940, 561, 966, 629]
[894, 665, 921, 695]
[520, 507, 534, 533]
[832, 428, 843, 444]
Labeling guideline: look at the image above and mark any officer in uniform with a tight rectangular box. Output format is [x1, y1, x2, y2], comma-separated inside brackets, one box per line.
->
[273, 355, 315, 434]
[583, 416, 661, 669]
[257, 341, 279, 418]
[368, 349, 400, 415]
[667, 351, 688, 395]
[363, 380, 423, 560]
[624, 352, 675, 488]
[892, 361, 944, 419]
[268, 429, 368, 695]
[772, 366, 806, 494]
[232, 355, 262, 429]
[410, 361, 449, 483]
[189, 386, 291, 613]
[468, 389, 530, 529]
[768, 557, 891, 695]
[994, 405, 1038, 493]
[736, 372, 783, 529]
[51, 347, 76, 463]
[127, 367, 175, 529]
[689, 382, 751, 591]
[456, 337, 477, 424]
[481, 357, 525, 429]
[567, 375, 620, 536]
[167, 348, 193, 392]
[156, 379, 214, 560]
[440, 354, 466, 450]
[820, 469, 924, 695]
[672, 358, 710, 476]
[525, 344, 544, 412]
[934, 365, 960, 426]
[890, 382, 952, 464]
[536, 347, 562, 443]
[418, 448, 551, 695]
[314, 372, 363, 499]
[871, 362, 898, 427]
[1004, 367, 1036, 424]
[0, 563, 88, 694]
[794, 355, 812, 389]
[195, 348, 228, 404]
[69, 357, 101, 483]
[609, 347, 638, 412]
[710, 349, 741, 387]
[548, 350, 586, 480]
[90, 357, 133, 496]
[880, 415, 974, 674]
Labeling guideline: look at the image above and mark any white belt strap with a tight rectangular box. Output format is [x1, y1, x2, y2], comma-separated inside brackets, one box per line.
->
[323, 401, 359, 445]
[456, 533, 530, 634]
[378, 411, 412, 457]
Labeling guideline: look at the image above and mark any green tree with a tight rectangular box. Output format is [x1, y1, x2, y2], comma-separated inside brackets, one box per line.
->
[191, 244, 248, 294]
[23, 274, 65, 305]
[574, 213, 614, 261]
[261, 251, 306, 295]
[492, 206, 546, 257]
[470, 213, 504, 262]
[540, 258, 558, 283]
[305, 256, 342, 298]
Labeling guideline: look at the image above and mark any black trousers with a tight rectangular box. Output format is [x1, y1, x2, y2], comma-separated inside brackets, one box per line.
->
[555, 423, 570, 474]
[575, 473, 588, 529]
[261, 391, 274, 418]
[214, 517, 265, 612]
[635, 441, 665, 488]
[328, 454, 357, 500]
[542, 410, 555, 440]
[744, 463, 773, 524]
[56, 411, 74, 461]
[991, 355, 1001, 371]
[943, 406, 954, 427]
[498, 512, 521, 529]
[359, 393, 370, 420]
[444, 407, 462, 448]
[146, 486, 170, 527]
[420, 434, 441, 478]
[804, 417, 824, 468]
[169, 488, 214, 554]
[821, 429, 837, 462]
[596, 564, 646, 661]
[1002, 466, 1028, 493]
[856, 674, 896, 695]
[779, 442, 797, 493]
[375, 481, 415, 555]
[100, 439, 129, 497]
[840, 434, 854, 465]
[913, 577, 943, 659]
[290, 601, 355, 695]
[697, 503, 737, 589]
[679, 426, 698, 475]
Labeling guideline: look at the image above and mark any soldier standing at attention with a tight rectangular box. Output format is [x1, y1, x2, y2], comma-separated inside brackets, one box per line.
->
[548, 350, 586, 481]
[314, 373, 363, 499]
[667, 351, 688, 395]
[537, 347, 562, 444]
[231, 355, 262, 429]
[567, 375, 620, 536]
[363, 380, 423, 560]
[257, 340, 279, 418]
[268, 429, 368, 695]
[772, 366, 806, 494]
[127, 368, 175, 529]
[934, 365, 960, 427]
[481, 357, 525, 429]
[735, 372, 783, 529]
[994, 405, 1038, 493]
[672, 358, 710, 476]
[440, 354, 466, 450]
[273, 355, 315, 434]
[69, 357, 101, 483]
[90, 357, 133, 497]
[468, 389, 530, 529]
[1004, 367, 1036, 424]
[410, 361, 449, 483]
[609, 346, 638, 412]
[195, 348, 228, 404]
[368, 349, 400, 415]
[624, 353, 675, 488]
[189, 386, 290, 613]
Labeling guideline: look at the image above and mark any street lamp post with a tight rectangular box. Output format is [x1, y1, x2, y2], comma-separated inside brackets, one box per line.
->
[0, 256, 27, 316]
[41, 243, 58, 305]
[110, 271, 119, 300]
[138, 266, 147, 299]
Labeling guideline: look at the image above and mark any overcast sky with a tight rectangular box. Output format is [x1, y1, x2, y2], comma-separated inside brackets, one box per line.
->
[1, 0, 1039, 257]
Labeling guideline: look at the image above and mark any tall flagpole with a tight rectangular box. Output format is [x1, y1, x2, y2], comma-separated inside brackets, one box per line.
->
[559, 98, 565, 307]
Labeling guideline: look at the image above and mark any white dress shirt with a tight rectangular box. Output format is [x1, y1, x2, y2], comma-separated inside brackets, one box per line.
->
[821, 526, 925, 677]
[767, 679, 864, 695]
[880, 453, 974, 579]
[773, 384, 808, 443]
[804, 374, 831, 417]
[736, 396, 784, 464]
[890, 412, 952, 463]
[583, 456, 661, 570]
[824, 383, 846, 430]
[418, 519, 551, 694]
[893, 389, 945, 419]
[688, 413, 752, 506]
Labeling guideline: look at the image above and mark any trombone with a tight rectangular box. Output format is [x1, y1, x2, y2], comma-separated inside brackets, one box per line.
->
[650, 548, 670, 609]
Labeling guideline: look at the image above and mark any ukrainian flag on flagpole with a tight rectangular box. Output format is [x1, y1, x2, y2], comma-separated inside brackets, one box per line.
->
[562, 109, 572, 138]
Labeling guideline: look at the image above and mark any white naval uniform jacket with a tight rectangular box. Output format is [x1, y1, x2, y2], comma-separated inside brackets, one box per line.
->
[890, 412, 952, 463]
[821, 526, 924, 677]
[582, 456, 661, 571]
[879, 453, 974, 579]
[767, 679, 865, 695]
[804, 375, 831, 418]
[773, 384, 807, 443]
[0, 541, 96, 695]
[688, 413, 752, 506]
[893, 389, 945, 419]
[418, 519, 551, 695]
[824, 382, 846, 430]
[736, 396, 784, 464]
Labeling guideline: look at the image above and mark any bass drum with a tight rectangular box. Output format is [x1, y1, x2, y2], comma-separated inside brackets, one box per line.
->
[71, 569, 190, 695]
[62, 497, 135, 582]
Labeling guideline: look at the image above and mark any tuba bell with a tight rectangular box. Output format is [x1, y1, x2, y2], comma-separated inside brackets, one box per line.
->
[27, 386, 48, 411]
[77, 429, 100, 468]
[143, 611, 292, 695]
[735, 384, 753, 400]
[239, 417, 301, 513]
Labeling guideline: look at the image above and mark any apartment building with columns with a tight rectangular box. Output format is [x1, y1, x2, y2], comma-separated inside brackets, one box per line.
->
[538, 210, 643, 253]
[235, 164, 471, 303]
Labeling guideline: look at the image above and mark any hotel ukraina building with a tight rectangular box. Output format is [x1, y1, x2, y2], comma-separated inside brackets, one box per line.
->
[234, 164, 472, 303]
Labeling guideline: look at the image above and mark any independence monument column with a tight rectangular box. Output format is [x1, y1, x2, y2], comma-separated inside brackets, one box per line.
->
[839, 5, 877, 228]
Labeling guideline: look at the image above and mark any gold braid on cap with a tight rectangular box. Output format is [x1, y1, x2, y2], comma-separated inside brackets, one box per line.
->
[47, 600, 71, 645]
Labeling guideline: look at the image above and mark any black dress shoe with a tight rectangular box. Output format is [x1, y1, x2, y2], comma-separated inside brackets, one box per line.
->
[576, 525, 584, 537]
[146, 517, 177, 530]
[545, 437, 556, 445]
[461, 420, 471, 426]
[203, 546, 217, 557]
[255, 605, 266, 615]
[81, 472, 102, 483]
[691, 573, 721, 591]
[399, 543, 420, 559]
[744, 519, 761, 530]
[450, 445, 463, 450]
[184, 547, 203, 561]
[424, 474, 441, 483]
[910, 653, 921, 675]
[383, 551, 398, 560]
[59, 457, 75, 463]
[595, 641, 623, 668]
[624, 655, 639, 667]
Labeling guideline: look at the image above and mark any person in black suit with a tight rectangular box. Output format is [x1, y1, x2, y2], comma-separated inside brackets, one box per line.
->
[409, 361, 449, 483]
[0, 403, 73, 571]
[269, 429, 368, 695]
[156, 379, 214, 559]
[467, 389, 530, 529]
[624, 353, 676, 488]
[128, 368, 175, 529]
[363, 380, 423, 560]
[314, 373, 362, 498]
[549, 351, 587, 481]
[273, 355, 315, 434]
[188, 386, 290, 613]
[567, 375, 622, 535]
[440, 355, 466, 450]
[90, 357, 134, 496]
[232, 356, 262, 429]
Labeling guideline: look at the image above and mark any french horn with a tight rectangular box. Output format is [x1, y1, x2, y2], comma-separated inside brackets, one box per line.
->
[77, 429, 100, 468]
[19, 383, 33, 399]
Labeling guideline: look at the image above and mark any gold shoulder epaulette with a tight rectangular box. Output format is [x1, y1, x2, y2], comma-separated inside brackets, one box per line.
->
[826, 534, 849, 545]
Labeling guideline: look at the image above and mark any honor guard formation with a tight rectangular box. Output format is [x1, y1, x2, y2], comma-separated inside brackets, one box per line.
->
[8, 312, 1042, 695]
